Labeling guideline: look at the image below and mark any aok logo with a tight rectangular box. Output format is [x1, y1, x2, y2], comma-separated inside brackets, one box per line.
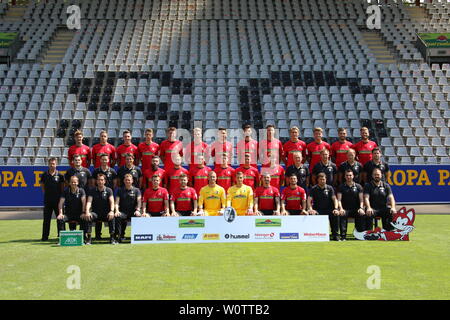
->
[64, 238, 77, 245]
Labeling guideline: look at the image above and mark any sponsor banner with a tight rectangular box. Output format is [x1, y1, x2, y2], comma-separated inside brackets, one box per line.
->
[418, 33, 450, 48]
[0, 165, 449, 207]
[131, 216, 330, 244]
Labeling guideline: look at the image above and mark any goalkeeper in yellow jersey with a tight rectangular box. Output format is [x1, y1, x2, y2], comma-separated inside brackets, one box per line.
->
[198, 171, 226, 216]
[226, 171, 254, 216]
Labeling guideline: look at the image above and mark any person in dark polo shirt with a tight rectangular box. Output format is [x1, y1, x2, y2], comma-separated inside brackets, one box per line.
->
[115, 174, 142, 242]
[57, 175, 87, 236]
[312, 148, 337, 187]
[337, 169, 367, 240]
[362, 148, 391, 184]
[64, 154, 92, 190]
[285, 151, 309, 191]
[364, 168, 397, 231]
[307, 173, 340, 241]
[91, 154, 118, 240]
[84, 174, 116, 245]
[40, 157, 65, 241]
[117, 153, 142, 189]
[337, 148, 363, 184]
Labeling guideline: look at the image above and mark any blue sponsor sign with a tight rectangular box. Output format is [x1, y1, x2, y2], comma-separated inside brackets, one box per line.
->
[0, 165, 449, 206]
[182, 234, 198, 240]
[280, 233, 300, 240]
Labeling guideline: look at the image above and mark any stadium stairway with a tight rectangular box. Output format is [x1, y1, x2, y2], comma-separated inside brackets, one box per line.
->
[405, 6, 430, 23]
[41, 29, 75, 65]
[1, 5, 27, 22]
[361, 31, 397, 65]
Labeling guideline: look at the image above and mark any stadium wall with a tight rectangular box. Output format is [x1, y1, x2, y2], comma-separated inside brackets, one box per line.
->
[0, 165, 449, 207]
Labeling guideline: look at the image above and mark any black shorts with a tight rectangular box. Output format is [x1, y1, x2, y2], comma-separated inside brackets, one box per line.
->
[287, 210, 302, 215]
[149, 211, 163, 217]
[316, 209, 333, 216]
[260, 209, 274, 216]
[178, 211, 193, 216]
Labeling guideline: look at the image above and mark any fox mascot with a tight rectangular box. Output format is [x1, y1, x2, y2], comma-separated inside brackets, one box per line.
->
[354, 207, 415, 241]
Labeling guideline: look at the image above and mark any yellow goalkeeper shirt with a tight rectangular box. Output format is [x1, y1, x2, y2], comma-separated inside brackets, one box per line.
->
[226, 184, 254, 216]
[198, 184, 226, 216]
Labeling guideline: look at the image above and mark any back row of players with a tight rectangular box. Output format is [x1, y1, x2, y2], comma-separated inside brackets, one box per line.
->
[40, 125, 396, 243]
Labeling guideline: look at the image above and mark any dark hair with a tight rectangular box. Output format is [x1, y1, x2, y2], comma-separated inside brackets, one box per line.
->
[372, 147, 381, 154]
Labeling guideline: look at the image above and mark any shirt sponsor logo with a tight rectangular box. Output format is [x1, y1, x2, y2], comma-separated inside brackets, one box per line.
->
[254, 232, 275, 240]
[255, 219, 282, 227]
[156, 234, 176, 241]
[224, 233, 250, 240]
[134, 234, 153, 241]
[182, 234, 198, 240]
[202, 233, 220, 240]
[280, 233, 299, 239]
[179, 219, 205, 228]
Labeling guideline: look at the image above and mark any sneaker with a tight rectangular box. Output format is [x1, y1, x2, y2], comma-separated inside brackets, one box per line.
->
[85, 234, 92, 245]
[331, 235, 340, 241]
[94, 235, 102, 241]
[115, 234, 122, 243]
[110, 236, 117, 245]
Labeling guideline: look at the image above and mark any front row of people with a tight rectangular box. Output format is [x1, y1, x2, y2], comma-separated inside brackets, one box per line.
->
[56, 165, 396, 243]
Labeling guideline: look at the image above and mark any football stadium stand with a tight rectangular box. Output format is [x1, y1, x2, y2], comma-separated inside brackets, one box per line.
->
[0, 0, 449, 169]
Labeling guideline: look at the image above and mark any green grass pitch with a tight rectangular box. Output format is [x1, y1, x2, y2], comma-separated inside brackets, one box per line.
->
[0, 215, 448, 300]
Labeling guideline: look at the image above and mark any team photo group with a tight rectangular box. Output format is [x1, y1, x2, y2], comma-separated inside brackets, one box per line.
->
[41, 124, 396, 244]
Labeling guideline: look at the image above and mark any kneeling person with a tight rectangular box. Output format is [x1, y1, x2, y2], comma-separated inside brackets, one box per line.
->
[226, 171, 254, 216]
[170, 173, 198, 216]
[84, 174, 116, 244]
[254, 172, 281, 215]
[281, 174, 307, 215]
[115, 174, 142, 242]
[142, 175, 170, 217]
[57, 176, 88, 237]
[307, 173, 340, 241]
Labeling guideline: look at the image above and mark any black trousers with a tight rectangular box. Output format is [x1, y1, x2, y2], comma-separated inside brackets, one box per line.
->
[42, 201, 60, 239]
[95, 221, 103, 238]
[261, 209, 274, 215]
[88, 212, 116, 235]
[57, 215, 88, 234]
[341, 209, 373, 234]
[317, 209, 340, 237]
[372, 207, 394, 231]
[178, 210, 194, 216]
[115, 212, 133, 237]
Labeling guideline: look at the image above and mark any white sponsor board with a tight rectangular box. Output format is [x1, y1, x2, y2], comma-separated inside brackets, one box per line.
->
[131, 216, 329, 244]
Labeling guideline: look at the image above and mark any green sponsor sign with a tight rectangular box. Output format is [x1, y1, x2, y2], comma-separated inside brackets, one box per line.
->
[179, 219, 205, 228]
[418, 33, 450, 48]
[255, 218, 282, 227]
[0, 32, 18, 49]
[59, 231, 84, 246]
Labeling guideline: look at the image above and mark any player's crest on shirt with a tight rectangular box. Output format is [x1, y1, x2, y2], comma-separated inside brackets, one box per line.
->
[131, 170, 136, 175]
[352, 186, 358, 192]
[380, 164, 385, 171]
[379, 186, 385, 193]
[324, 189, 329, 196]
[187, 192, 190, 196]
[54, 176, 59, 182]
[102, 191, 107, 198]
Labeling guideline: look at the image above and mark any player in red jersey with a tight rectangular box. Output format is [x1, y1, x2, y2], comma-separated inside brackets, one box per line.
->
[91, 130, 116, 168]
[259, 124, 284, 166]
[306, 127, 331, 173]
[184, 127, 209, 170]
[159, 127, 183, 171]
[116, 130, 138, 168]
[260, 151, 285, 189]
[188, 154, 212, 195]
[170, 173, 198, 216]
[214, 154, 235, 192]
[331, 128, 353, 170]
[68, 130, 91, 168]
[143, 156, 165, 189]
[236, 124, 258, 167]
[210, 128, 233, 169]
[254, 172, 281, 216]
[283, 126, 307, 167]
[281, 174, 308, 215]
[165, 154, 189, 195]
[235, 153, 260, 191]
[351, 127, 378, 166]
[142, 175, 170, 217]
[137, 128, 160, 173]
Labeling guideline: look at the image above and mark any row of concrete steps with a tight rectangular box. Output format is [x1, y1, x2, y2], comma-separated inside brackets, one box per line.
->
[361, 31, 398, 64]
[41, 29, 75, 64]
